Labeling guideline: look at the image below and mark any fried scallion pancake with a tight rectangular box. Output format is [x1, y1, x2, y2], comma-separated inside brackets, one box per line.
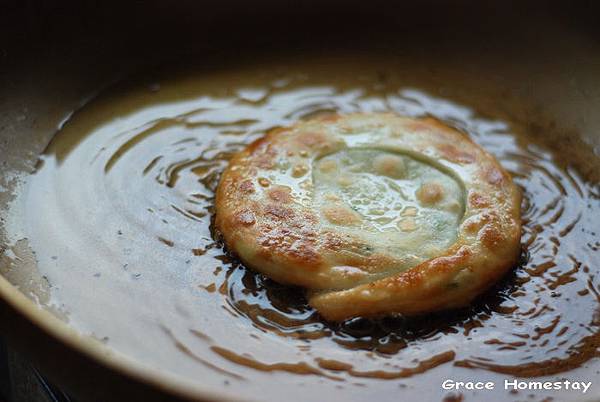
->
[215, 113, 521, 321]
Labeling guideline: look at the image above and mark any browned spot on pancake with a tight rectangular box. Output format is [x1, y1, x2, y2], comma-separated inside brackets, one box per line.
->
[416, 182, 445, 205]
[428, 247, 473, 275]
[439, 144, 476, 164]
[469, 192, 490, 208]
[322, 205, 362, 226]
[238, 179, 255, 194]
[256, 246, 274, 262]
[258, 177, 270, 187]
[257, 227, 322, 269]
[249, 141, 278, 169]
[480, 225, 503, 249]
[289, 244, 321, 267]
[268, 186, 292, 203]
[264, 204, 294, 220]
[301, 211, 319, 226]
[359, 254, 399, 273]
[463, 216, 485, 234]
[236, 210, 256, 226]
[372, 154, 405, 179]
[485, 166, 504, 184]
[321, 231, 346, 252]
[255, 154, 276, 169]
[292, 163, 309, 177]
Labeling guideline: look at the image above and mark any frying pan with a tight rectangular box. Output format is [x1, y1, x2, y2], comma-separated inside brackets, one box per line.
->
[1, 1, 600, 401]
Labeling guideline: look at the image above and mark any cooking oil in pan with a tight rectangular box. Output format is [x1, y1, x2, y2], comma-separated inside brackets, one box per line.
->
[4, 55, 600, 401]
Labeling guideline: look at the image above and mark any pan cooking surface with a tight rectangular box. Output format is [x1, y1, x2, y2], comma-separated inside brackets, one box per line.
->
[3, 55, 600, 401]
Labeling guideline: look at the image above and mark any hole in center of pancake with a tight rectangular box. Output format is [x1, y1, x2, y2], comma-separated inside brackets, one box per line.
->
[313, 148, 465, 259]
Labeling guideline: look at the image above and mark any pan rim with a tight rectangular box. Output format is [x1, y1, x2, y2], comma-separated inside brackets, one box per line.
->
[0, 273, 247, 402]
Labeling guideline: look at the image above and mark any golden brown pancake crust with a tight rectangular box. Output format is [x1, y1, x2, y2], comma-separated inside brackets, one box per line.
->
[215, 113, 521, 321]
